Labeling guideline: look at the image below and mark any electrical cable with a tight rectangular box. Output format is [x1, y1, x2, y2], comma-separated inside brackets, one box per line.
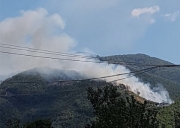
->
[108, 66, 159, 83]
[1, 49, 180, 68]
[1, 43, 178, 67]
[56, 66, 160, 82]
[0, 65, 179, 97]
[2, 65, 175, 84]
[0, 45, 96, 59]
[0, 44, 145, 65]
[108, 65, 180, 83]
[0, 43, 97, 59]
[0, 50, 100, 63]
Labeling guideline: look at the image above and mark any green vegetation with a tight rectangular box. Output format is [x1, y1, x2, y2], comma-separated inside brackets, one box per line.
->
[99, 54, 180, 127]
[1, 54, 180, 127]
[86, 85, 159, 128]
[5, 118, 52, 128]
[0, 69, 93, 128]
[85, 85, 180, 128]
[157, 99, 180, 127]
[100, 54, 180, 100]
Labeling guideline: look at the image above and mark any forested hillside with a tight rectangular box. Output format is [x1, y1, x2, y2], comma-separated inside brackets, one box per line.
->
[0, 68, 141, 127]
[100, 54, 180, 100]
[0, 68, 93, 127]
[1, 54, 180, 127]
[99, 54, 180, 127]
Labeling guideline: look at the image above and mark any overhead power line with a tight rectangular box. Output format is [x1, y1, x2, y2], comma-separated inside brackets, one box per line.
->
[0, 66, 159, 84]
[0, 65, 179, 97]
[108, 66, 159, 83]
[0, 66, 161, 98]
[1, 44, 180, 97]
[56, 66, 160, 83]
[0, 49, 149, 65]
[2, 65, 178, 84]
[108, 65, 180, 83]
[1, 43, 180, 67]
[0, 45, 95, 60]
[57, 65, 178, 83]
[1, 43, 179, 67]
[1, 49, 180, 68]
[0, 67, 149, 84]
[0, 50, 100, 63]
[0, 43, 96, 59]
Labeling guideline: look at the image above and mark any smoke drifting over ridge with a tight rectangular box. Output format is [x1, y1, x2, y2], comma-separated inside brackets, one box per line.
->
[0, 8, 172, 103]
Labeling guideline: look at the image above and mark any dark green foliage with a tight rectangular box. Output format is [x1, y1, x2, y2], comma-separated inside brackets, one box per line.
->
[0, 71, 94, 128]
[157, 99, 180, 128]
[0, 71, 114, 128]
[0, 98, 20, 128]
[5, 118, 20, 128]
[87, 85, 159, 128]
[174, 111, 180, 128]
[5, 118, 52, 128]
[23, 119, 52, 128]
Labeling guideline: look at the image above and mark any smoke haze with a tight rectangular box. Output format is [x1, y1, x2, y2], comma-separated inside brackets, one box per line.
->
[0, 8, 172, 103]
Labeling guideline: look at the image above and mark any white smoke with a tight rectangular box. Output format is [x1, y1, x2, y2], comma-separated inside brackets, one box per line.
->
[66, 60, 173, 103]
[0, 8, 172, 103]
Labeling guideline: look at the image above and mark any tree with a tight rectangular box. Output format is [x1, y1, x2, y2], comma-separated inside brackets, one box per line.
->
[23, 119, 53, 128]
[86, 85, 159, 128]
[174, 110, 180, 128]
[5, 118, 20, 128]
[5, 118, 53, 128]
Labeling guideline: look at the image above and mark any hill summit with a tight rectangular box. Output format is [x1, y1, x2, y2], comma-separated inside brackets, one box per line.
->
[0, 54, 180, 127]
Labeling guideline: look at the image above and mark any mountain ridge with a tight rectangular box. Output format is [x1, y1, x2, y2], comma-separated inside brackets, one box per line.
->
[0, 53, 180, 127]
[100, 54, 180, 100]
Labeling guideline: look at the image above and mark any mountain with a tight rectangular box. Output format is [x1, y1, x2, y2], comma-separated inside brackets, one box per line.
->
[0, 54, 180, 127]
[100, 54, 180, 100]
[0, 68, 92, 128]
[0, 68, 135, 127]
[0, 66, 152, 127]
[99, 54, 180, 127]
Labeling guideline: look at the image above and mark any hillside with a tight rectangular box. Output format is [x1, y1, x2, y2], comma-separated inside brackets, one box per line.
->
[0, 68, 92, 127]
[157, 98, 180, 127]
[1, 54, 180, 127]
[100, 54, 180, 100]
[0, 68, 143, 128]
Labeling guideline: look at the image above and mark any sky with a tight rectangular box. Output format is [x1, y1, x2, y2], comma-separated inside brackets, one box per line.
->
[0, 0, 180, 64]
[0, 1, 177, 102]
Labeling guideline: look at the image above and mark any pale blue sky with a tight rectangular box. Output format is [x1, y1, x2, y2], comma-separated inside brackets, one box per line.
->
[0, 0, 180, 63]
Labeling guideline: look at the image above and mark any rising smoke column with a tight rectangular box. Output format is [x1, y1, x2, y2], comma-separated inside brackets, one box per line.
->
[0, 8, 172, 103]
[63, 59, 173, 103]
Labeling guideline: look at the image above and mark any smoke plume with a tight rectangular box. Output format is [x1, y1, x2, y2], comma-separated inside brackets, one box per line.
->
[0, 8, 172, 103]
